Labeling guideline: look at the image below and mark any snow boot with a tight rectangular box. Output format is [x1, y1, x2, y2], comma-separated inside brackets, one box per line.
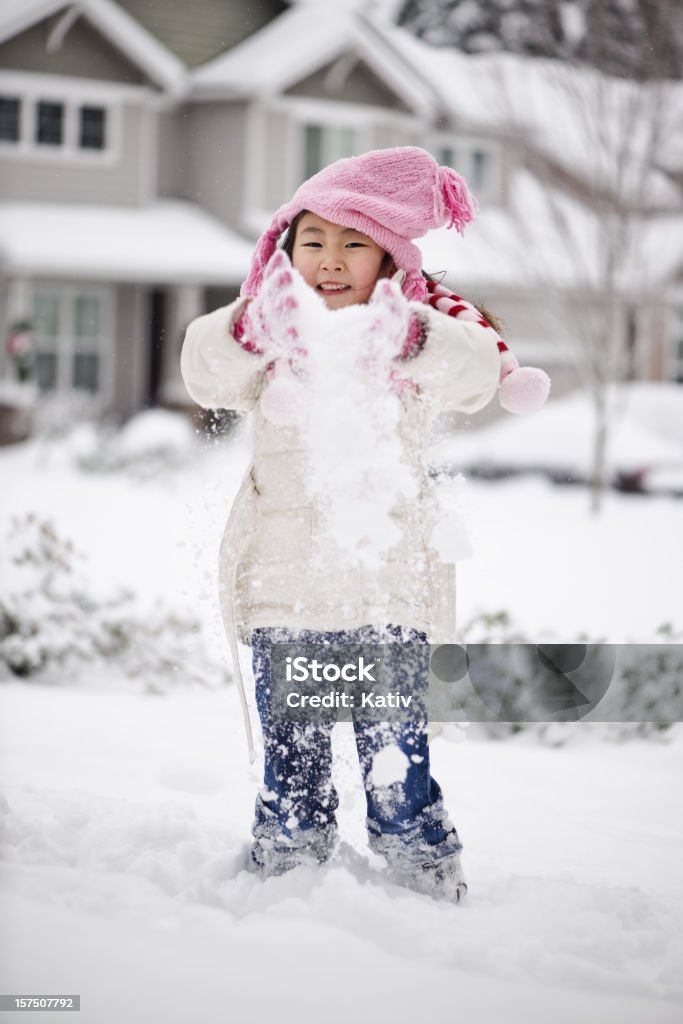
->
[249, 794, 338, 879]
[249, 826, 337, 878]
[394, 851, 468, 903]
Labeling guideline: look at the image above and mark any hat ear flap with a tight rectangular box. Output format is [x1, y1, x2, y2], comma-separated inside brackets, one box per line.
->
[438, 167, 478, 234]
[241, 218, 285, 298]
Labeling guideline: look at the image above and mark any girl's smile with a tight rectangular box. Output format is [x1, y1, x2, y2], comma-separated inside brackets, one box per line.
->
[291, 212, 388, 309]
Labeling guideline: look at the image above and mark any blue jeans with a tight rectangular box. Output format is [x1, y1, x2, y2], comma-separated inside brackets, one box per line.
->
[250, 626, 463, 875]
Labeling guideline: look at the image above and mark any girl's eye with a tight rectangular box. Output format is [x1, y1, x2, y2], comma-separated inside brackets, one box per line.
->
[301, 242, 322, 248]
[346, 242, 366, 248]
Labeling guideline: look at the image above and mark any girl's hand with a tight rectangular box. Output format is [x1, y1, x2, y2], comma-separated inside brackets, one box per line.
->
[364, 278, 411, 366]
[241, 251, 309, 361]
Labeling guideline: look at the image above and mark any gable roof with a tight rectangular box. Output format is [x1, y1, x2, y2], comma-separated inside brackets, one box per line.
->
[113, 0, 289, 69]
[190, 5, 441, 118]
[0, 0, 186, 96]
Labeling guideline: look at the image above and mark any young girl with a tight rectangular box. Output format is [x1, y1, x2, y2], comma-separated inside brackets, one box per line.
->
[180, 147, 548, 903]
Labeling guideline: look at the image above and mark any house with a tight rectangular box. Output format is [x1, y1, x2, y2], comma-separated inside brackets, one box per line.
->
[0, 0, 280, 420]
[1, 0, 681, 429]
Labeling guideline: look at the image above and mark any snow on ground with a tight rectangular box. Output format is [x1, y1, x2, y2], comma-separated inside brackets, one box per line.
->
[453, 474, 683, 642]
[1, 417, 682, 1023]
[433, 382, 683, 484]
[1, 683, 682, 1023]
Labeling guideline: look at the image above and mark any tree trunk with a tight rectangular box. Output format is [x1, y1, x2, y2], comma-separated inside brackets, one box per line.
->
[590, 384, 608, 514]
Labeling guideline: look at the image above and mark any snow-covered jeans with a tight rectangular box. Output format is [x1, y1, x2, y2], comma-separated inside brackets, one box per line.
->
[249, 626, 463, 877]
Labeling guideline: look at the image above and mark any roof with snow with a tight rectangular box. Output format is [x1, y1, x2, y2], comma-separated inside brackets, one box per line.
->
[191, 4, 683, 209]
[0, 201, 253, 285]
[0, 0, 187, 96]
[190, 4, 440, 118]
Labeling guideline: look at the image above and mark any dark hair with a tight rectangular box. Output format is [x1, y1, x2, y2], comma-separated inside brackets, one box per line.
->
[280, 210, 307, 261]
[472, 302, 505, 335]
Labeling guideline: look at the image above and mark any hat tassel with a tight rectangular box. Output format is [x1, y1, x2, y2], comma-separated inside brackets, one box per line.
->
[439, 167, 478, 235]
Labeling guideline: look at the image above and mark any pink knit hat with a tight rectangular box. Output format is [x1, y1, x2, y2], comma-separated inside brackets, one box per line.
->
[241, 147, 478, 303]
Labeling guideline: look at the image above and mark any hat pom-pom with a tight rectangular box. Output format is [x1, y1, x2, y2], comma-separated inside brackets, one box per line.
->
[438, 167, 479, 234]
[260, 361, 308, 427]
[499, 366, 551, 415]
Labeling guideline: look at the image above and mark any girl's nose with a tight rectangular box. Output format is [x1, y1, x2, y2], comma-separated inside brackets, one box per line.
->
[320, 249, 344, 271]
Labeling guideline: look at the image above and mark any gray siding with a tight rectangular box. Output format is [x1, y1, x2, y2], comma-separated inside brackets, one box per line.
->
[0, 15, 149, 85]
[115, 0, 288, 69]
[112, 284, 149, 417]
[264, 109, 293, 211]
[183, 102, 249, 227]
[286, 58, 412, 113]
[479, 293, 569, 347]
[0, 103, 153, 206]
[156, 108, 189, 198]
[372, 123, 421, 150]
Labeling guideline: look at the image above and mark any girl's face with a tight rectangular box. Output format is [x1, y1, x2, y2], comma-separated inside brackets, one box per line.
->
[291, 212, 387, 309]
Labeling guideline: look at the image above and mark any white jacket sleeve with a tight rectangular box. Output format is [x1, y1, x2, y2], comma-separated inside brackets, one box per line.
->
[180, 297, 268, 411]
[404, 303, 501, 414]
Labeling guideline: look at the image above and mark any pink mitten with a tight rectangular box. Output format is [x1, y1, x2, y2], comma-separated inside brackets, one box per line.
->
[498, 349, 551, 415]
[241, 250, 307, 360]
[361, 278, 411, 372]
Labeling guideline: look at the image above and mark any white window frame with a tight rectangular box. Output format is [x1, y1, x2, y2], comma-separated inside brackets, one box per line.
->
[30, 282, 115, 405]
[427, 133, 503, 203]
[0, 71, 139, 165]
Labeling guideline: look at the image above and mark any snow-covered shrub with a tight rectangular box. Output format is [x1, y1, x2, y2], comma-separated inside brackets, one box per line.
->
[598, 624, 683, 740]
[30, 391, 102, 439]
[455, 611, 682, 742]
[0, 515, 229, 691]
[72, 409, 198, 478]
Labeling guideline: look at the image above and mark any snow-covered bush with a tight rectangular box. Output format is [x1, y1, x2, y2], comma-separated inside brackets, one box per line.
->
[455, 611, 682, 742]
[70, 409, 198, 478]
[598, 624, 683, 740]
[30, 391, 103, 439]
[0, 515, 229, 692]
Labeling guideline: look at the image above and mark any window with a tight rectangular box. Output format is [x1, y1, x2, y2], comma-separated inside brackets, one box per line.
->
[31, 287, 110, 397]
[79, 106, 106, 150]
[672, 306, 683, 383]
[33, 292, 60, 390]
[0, 87, 115, 157]
[36, 100, 64, 145]
[470, 148, 490, 190]
[436, 145, 456, 169]
[429, 137, 500, 201]
[73, 294, 102, 390]
[0, 96, 20, 141]
[303, 124, 360, 180]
